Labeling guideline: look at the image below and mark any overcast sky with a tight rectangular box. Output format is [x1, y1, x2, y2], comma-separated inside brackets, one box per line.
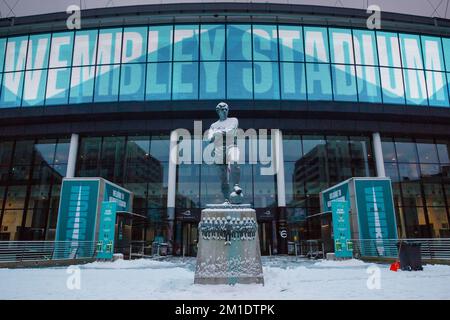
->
[0, 0, 447, 19]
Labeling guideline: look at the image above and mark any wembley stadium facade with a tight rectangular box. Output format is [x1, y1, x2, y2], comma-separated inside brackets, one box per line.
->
[0, 1, 450, 256]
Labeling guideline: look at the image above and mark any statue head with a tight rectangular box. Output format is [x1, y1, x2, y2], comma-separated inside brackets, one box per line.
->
[216, 102, 229, 121]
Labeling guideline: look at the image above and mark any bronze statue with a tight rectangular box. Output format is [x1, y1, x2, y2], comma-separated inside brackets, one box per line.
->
[207, 102, 243, 204]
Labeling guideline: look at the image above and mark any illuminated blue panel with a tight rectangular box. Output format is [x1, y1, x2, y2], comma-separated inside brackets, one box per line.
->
[304, 27, 329, 63]
[426, 71, 449, 107]
[227, 61, 253, 99]
[253, 61, 279, 99]
[421, 36, 444, 71]
[69, 66, 95, 104]
[0, 72, 23, 107]
[443, 39, 450, 72]
[26, 34, 50, 70]
[5, 36, 28, 72]
[122, 27, 147, 64]
[23, 69, 48, 106]
[146, 62, 171, 100]
[45, 68, 71, 105]
[403, 68, 428, 105]
[199, 61, 225, 99]
[94, 64, 120, 102]
[329, 28, 354, 65]
[356, 66, 382, 103]
[72, 29, 98, 67]
[0, 38, 7, 72]
[97, 28, 122, 65]
[353, 30, 378, 66]
[173, 25, 199, 62]
[377, 32, 401, 68]
[172, 62, 198, 100]
[227, 25, 252, 61]
[280, 62, 306, 100]
[49, 32, 74, 68]
[252, 25, 278, 61]
[120, 63, 145, 101]
[278, 25, 304, 62]
[332, 64, 357, 102]
[200, 25, 225, 61]
[148, 25, 172, 62]
[399, 34, 424, 70]
[380, 67, 405, 104]
[306, 63, 332, 100]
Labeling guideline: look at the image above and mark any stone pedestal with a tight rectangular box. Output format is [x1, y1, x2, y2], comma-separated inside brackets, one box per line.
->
[194, 204, 264, 285]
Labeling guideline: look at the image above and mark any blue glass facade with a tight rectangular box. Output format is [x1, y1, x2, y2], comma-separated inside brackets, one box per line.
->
[0, 24, 448, 108]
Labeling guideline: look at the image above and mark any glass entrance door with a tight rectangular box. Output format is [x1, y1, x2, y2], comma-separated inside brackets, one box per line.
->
[182, 222, 198, 257]
[258, 222, 273, 255]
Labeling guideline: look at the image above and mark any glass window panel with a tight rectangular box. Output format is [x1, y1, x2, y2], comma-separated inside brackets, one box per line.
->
[352, 29, 378, 66]
[0, 38, 7, 72]
[69, 66, 94, 104]
[227, 62, 253, 99]
[227, 25, 252, 61]
[421, 36, 444, 71]
[403, 68, 428, 105]
[356, 66, 382, 103]
[121, 27, 147, 64]
[5, 36, 28, 72]
[200, 24, 225, 61]
[426, 71, 449, 107]
[329, 28, 354, 64]
[119, 63, 145, 101]
[416, 140, 439, 164]
[0, 72, 23, 107]
[0, 209, 24, 240]
[26, 34, 50, 70]
[399, 34, 424, 70]
[146, 62, 171, 101]
[4, 185, 27, 209]
[96, 28, 122, 65]
[304, 27, 329, 63]
[442, 38, 450, 72]
[385, 162, 400, 182]
[426, 207, 450, 238]
[349, 136, 373, 162]
[253, 61, 279, 99]
[420, 164, 441, 180]
[49, 32, 74, 68]
[395, 139, 418, 163]
[172, 62, 198, 100]
[45, 68, 71, 105]
[34, 140, 56, 166]
[12, 140, 34, 165]
[199, 61, 225, 99]
[283, 134, 302, 162]
[22, 68, 47, 106]
[306, 63, 332, 100]
[94, 64, 120, 102]
[280, 62, 306, 100]
[148, 25, 173, 62]
[173, 24, 199, 62]
[176, 164, 200, 208]
[380, 67, 405, 104]
[332, 64, 357, 101]
[381, 138, 396, 162]
[0, 141, 13, 166]
[72, 29, 98, 67]
[126, 136, 150, 163]
[401, 182, 423, 206]
[252, 24, 278, 61]
[278, 25, 303, 62]
[253, 163, 277, 208]
[398, 163, 420, 181]
[150, 134, 170, 162]
[54, 139, 69, 164]
[437, 140, 450, 164]
[401, 207, 429, 238]
[377, 32, 401, 68]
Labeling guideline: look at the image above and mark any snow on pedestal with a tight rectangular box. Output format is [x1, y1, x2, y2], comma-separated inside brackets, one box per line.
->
[194, 206, 264, 285]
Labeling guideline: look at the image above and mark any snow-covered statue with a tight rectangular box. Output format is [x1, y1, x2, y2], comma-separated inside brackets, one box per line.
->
[207, 102, 243, 204]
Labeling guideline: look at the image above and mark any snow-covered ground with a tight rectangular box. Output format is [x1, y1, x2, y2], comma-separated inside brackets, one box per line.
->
[1, 257, 449, 299]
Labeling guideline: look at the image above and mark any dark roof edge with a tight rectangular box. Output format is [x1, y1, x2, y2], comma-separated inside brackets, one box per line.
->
[0, 2, 449, 36]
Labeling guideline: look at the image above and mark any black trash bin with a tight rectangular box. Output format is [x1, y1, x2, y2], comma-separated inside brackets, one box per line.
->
[396, 241, 423, 271]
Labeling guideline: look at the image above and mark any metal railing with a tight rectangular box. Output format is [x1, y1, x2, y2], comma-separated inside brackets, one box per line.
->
[0, 241, 97, 263]
[351, 238, 450, 261]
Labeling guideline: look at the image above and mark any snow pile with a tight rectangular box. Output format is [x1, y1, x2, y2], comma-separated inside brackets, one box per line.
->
[1, 257, 449, 299]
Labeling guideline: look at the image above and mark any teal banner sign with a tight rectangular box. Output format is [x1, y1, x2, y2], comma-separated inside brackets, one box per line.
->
[96, 201, 117, 260]
[331, 200, 353, 258]
[103, 182, 132, 212]
[354, 179, 398, 257]
[54, 179, 100, 258]
[321, 181, 349, 212]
